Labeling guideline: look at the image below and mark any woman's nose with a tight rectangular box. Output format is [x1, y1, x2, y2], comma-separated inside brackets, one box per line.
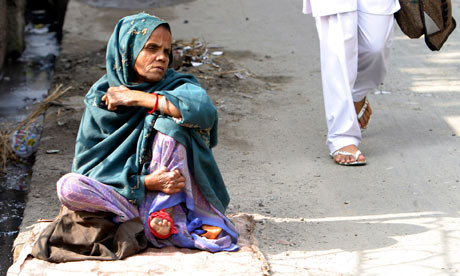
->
[156, 52, 167, 61]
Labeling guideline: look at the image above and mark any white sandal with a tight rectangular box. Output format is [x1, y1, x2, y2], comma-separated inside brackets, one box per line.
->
[357, 97, 371, 131]
[330, 149, 367, 166]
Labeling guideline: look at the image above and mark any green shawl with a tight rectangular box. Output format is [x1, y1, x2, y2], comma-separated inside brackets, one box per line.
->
[72, 13, 229, 214]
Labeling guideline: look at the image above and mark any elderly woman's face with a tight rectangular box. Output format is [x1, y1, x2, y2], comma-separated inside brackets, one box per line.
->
[133, 25, 171, 83]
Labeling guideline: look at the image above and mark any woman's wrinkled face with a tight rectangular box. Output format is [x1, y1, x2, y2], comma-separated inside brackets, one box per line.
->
[133, 25, 171, 83]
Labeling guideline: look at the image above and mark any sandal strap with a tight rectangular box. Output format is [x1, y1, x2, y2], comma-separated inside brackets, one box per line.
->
[332, 149, 362, 160]
[357, 97, 369, 120]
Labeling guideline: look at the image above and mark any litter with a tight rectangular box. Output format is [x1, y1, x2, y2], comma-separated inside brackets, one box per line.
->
[234, 72, 246, 80]
[11, 128, 40, 159]
[374, 90, 392, 95]
[171, 39, 225, 69]
[0, 85, 71, 169]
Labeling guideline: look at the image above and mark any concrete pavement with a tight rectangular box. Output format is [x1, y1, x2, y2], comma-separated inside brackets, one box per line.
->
[168, 1, 460, 274]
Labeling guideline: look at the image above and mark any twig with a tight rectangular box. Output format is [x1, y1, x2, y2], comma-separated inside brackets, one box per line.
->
[215, 69, 248, 76]
[13, 84, 72, 132]
[0, 84, 71, 169]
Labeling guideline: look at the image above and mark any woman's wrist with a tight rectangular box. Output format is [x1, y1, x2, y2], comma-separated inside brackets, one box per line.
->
[144, 173, 159, 191]
[147, 93, 159, 114]
[129, 90, 160, 112]
[130, 91, 181, 118]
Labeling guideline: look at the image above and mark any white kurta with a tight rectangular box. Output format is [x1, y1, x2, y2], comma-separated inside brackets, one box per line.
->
[303, 0, 400, 17]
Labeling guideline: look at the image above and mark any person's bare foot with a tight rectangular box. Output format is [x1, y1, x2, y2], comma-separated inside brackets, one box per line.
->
[332, 145, 366, 165]
[150, 217, 171, 237]
[149, 207, 175, 239]
[354, 97, 372, 129]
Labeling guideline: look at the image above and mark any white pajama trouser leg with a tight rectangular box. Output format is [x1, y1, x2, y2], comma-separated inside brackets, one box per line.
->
[314, 11, 395, 153]
[353, 12, 395, 101]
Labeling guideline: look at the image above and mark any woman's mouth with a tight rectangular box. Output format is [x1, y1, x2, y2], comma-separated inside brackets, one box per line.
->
[152, 66, 164, 72]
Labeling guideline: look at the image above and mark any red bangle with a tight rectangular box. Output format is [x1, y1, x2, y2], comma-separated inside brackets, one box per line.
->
[148, 93, 159, 114]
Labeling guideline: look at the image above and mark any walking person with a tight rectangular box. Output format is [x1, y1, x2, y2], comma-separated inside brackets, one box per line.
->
[303, 0, 400, 165]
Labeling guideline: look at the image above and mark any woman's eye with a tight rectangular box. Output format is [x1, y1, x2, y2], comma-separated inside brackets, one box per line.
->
[145, 44, 157, 50]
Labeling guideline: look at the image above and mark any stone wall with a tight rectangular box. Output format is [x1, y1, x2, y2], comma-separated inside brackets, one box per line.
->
[0, 0, 69, 73]
[0, 0, 7, 73]
[6, 0, 26, 59]
[0, 0, 26, 73]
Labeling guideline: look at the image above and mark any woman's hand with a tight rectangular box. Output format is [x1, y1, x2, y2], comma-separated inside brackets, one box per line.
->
[145, 166, 186, 194]
[102, 85, 138, 110]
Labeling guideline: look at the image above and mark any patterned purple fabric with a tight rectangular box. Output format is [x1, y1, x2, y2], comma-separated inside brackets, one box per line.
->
[57, 132, 238, 252]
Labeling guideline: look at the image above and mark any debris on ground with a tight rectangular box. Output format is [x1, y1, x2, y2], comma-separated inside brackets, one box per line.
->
[0, 127, 18, 168]
[0, 85, 71, 169]
[171, 39, 251, 83]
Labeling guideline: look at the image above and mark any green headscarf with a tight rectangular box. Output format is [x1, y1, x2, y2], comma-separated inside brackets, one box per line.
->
[72, 13, 229, 214]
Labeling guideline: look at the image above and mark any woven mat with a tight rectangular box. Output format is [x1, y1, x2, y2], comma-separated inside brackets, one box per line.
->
[7, 213, 269, 276]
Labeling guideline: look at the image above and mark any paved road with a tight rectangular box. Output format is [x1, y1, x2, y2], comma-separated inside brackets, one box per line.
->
[168, 1, 460, 275]
[17, 0, 460, 275]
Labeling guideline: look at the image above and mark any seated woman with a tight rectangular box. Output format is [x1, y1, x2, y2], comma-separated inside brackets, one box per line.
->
[53, 13, 238, 253]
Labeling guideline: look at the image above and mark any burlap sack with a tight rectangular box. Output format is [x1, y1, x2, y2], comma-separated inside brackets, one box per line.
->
[395, 0, 456, 51]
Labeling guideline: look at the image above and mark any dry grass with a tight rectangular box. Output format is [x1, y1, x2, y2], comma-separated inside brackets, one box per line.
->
[0, 84, 71, 169]
[0, 127, 18, 168]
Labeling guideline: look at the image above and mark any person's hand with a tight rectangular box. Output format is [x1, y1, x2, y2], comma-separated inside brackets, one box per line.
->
[145, 166, 186, 194]
[101, 85, 138, 110]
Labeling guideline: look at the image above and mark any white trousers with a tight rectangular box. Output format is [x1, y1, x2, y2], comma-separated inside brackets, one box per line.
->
[314, 11, 395, 153]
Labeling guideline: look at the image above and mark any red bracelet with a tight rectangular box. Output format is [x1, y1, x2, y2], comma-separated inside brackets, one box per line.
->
[148, 93, 159, 114]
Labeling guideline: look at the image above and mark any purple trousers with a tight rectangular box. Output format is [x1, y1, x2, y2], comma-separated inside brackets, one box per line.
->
[57, 132, 238, 252]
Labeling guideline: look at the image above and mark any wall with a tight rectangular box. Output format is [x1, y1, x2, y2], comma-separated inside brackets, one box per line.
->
[0, 0, 26, 73]
[0, 0, 7, 73]
[6, 0, 26, 59]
